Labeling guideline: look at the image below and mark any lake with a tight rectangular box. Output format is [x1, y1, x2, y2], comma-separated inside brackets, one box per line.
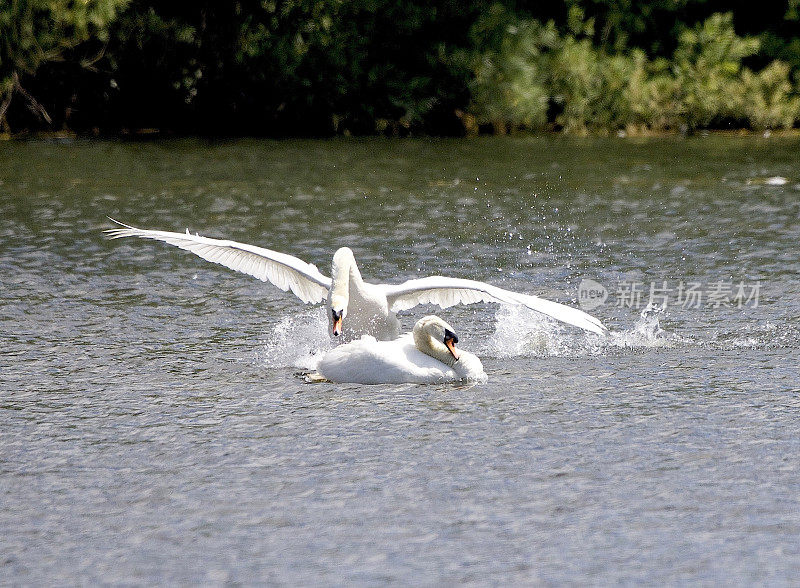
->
[1, 136, 798, 584]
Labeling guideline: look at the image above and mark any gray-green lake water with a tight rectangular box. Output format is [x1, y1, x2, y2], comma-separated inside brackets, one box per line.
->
[1, 137, 798, 584]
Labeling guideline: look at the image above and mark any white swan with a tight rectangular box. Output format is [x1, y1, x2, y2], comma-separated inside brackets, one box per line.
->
[105, 219, 607, 340]
[316, 315, 487, 384]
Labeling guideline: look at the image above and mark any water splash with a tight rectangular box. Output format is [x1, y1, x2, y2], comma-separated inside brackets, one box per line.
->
[708, 320, 800, 350]
[256, 300, 795, 369]
[608, 303, 677, 349]
[480, 305, 605, 358]
[481, 302, 679, 358]
[257, 307, 332, 370]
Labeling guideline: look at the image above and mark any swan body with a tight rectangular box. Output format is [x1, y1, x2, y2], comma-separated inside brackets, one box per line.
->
[327, 247, 400, 339]
[316, 315, 486, 384]
[105, 220, 607, 340]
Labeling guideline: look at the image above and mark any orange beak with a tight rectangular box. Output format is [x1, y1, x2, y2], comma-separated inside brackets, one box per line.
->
[444, 336, 460, 361]
[332, 316, 343, 337]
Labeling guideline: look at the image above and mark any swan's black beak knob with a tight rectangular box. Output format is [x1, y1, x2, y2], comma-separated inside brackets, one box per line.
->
[444, 329, 460, 361]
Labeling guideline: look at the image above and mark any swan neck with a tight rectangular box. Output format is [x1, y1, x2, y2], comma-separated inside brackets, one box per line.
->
[331, 248, 363, 299]
[346, 256, 363, 285]
[413, 325, 456, 367]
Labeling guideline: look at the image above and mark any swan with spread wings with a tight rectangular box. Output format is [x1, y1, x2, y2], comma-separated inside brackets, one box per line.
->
[105, 219, 607, 340]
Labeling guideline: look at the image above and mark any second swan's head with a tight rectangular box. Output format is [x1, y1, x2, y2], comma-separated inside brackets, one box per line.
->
[413, 315, 461, 364]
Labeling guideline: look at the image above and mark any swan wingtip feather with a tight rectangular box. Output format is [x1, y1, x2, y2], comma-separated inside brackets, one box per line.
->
[103, 216, 137, 238]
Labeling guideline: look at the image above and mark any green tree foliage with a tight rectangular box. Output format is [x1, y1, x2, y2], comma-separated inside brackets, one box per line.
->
[73, 0, 483, 136]
[671, 12, 760, 129]
[741, 61, 800, 129]
[468, 6, 558, 132]
[467, 9, 800, 133]
[0, 0, 128, 131]
[2, 0, 800, 134]
[550, 38, 639, 133]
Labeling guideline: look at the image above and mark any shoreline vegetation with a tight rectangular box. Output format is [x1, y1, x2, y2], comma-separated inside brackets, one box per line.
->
[4, 128, 800, 143]
[3, 2, 800, 138]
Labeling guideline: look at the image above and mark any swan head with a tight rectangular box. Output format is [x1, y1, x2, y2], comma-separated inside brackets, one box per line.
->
[330, 294, 347, 337]
[413, 315, 461, 365]
[332, 247, 355, 265]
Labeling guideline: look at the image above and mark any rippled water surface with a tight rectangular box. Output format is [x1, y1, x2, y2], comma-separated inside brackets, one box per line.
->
[1, 137, 799, 584]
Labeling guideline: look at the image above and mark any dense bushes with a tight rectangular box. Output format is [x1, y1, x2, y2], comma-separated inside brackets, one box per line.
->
[2, 0, 800, 135]
[468, 10, 800, 134]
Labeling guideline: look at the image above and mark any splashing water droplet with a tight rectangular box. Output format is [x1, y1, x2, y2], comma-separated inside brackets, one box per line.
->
[257, 307, 331, 370]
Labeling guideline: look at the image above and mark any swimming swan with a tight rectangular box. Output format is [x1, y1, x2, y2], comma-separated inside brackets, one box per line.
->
[105, 219, 607, 340]
[316, 315, 486, 384]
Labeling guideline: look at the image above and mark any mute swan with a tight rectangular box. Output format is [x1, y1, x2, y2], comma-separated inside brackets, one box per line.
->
[105, 219, 607, 340]
[316, 315, 486, 384]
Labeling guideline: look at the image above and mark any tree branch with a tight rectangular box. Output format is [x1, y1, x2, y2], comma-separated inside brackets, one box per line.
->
[0, 89, 12, 132]
[12, 71, 52, 124]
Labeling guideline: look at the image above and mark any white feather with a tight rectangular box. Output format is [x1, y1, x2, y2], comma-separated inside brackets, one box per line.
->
[382, 276, 606, 335]
[105, 219, 330, 304]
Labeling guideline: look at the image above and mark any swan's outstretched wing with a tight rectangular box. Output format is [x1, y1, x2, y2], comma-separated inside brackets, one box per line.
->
[105, 219, 331, 304]
[382, 276, 607, 335]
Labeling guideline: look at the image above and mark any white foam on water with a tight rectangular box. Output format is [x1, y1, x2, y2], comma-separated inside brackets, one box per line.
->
[257, 307, 332, 370]
[481, 302, 682, 358]
[606, 303, 682, 349]
[707, 320, 800, 351]
[256, 301, 796, 369]
[479, 305, 604, 358]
